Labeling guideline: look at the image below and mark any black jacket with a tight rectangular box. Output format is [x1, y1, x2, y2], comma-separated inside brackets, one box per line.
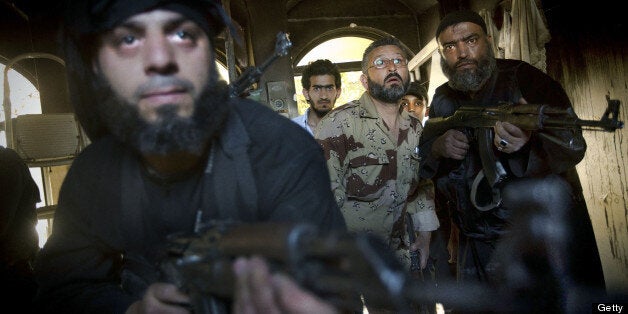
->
[34, 98, 346, 313]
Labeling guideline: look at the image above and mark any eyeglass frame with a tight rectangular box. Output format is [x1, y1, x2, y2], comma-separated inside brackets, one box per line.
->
[368, 57, 408, 69]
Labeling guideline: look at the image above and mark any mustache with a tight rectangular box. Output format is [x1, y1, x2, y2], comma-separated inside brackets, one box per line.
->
[385, 72, 403, 82]
[455, 59, 477, 68]
[133, 76, 195, 98]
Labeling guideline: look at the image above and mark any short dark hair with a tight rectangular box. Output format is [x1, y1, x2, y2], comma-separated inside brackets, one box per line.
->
[301, 59, 342, 90]
[361, 36, 410, 73]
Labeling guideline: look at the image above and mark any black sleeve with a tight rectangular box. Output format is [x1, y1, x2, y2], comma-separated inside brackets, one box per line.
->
[243, 103, 347, 233]
[34, 141, 135, 314]
[418, 87, 461, 179]
[261, 141, 347, 232]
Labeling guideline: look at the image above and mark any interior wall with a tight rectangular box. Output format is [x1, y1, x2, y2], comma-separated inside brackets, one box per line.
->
[244, 0, 299, 118]
[544, 1, 627, 292]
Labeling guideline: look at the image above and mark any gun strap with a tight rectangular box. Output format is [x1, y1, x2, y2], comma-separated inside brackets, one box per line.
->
[473, 128, 506, 211]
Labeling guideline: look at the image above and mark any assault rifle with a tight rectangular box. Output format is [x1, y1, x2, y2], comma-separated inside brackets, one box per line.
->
[421, 95, 623, 146]
[160, 221, 504, 314]
[228, 31, 292, 98]
[420, 96, 624, 210]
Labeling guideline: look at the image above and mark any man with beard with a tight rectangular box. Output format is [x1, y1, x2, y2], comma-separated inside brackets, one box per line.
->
[292, 59, 342, 135]
[34, 1, 345, 313]
[315, 36, 439, 291]
[418, 10, 605, 310]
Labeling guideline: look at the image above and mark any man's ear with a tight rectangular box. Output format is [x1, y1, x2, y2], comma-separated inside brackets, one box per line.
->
[302, 88, 309, 100]
[360, 74, 368, 90]
[335, 87, 342, 99]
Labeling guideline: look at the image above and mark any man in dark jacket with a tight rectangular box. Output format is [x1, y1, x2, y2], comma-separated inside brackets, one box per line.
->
[0, 145, 40, 312]
[34, 1, 345, 313]
[419, 10, 605, 312]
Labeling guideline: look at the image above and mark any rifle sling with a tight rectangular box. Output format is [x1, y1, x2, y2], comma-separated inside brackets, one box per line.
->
[473, 128, 506, 211]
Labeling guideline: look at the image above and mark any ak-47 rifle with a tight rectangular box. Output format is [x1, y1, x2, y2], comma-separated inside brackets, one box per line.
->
[420, 96, 624, 210]
[228, 32, 292, 98]
[421, 95, 623, 149]
[159, 221, 504, 314]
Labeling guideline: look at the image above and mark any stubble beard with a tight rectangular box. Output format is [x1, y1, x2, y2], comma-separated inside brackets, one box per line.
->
[308, 99, 332, 118]
[441, 43, 497, 92]
[94, 68, 231, 155]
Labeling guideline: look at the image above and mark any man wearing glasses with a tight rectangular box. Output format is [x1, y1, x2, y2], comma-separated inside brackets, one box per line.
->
[292, 59, 342, 135]
[315, 37, 439, 310]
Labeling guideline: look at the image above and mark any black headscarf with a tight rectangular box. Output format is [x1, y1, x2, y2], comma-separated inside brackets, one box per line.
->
[61, 0, 233, 140]
[435, 10, 488, 38]
[64, 0, 229, 40]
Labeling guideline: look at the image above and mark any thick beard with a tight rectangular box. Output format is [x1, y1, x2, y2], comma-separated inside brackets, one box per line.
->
[441, 43, 497, 92]
[367, 75, 409, 103]
[94, 68, 231, 155]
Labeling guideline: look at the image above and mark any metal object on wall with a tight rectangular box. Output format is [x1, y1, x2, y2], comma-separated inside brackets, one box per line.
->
[266, 80, 290, 117]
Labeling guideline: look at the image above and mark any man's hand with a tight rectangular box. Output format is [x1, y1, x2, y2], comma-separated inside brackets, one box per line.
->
[493, 121, 531, 153]
[125, 283, 191, 314]
[431, 129, 469, 160]
[232, 256, 339, 314]
[410, 231, 431, 269]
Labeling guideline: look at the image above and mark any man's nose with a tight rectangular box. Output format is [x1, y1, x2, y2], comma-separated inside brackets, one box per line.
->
[455, 42, 469, 59]
[143, 35, 178, 74]
[385, 61, 398, 71]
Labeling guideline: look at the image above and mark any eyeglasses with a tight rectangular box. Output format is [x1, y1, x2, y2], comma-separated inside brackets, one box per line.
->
[369, 57, 408, 69]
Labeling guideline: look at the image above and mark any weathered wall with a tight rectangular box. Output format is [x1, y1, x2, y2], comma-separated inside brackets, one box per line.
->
[545, 2, 627, 293]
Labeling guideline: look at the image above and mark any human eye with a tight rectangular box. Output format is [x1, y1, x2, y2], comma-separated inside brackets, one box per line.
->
[326, 86, 334, 92]
[373, 58, 385, 67]
[109, 34, 140, 51]
[171, 29, 198, 44]
[175, 30, 194, 40]
[120, 35, 136, 45]
[312, 86, 321, 92]
[466, 36, 478, 45]
[442, 43, 454, 51]
[104, 27, 141, 49]
[169, 22, 202, 45]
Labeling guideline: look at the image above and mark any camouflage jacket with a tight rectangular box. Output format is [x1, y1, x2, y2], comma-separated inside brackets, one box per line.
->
[315, 92, 438, 245]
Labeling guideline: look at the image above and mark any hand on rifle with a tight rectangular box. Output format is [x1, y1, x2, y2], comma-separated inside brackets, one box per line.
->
[232, 256, 339, 314]
[493, 121, 531, 154]
[125, 283, 191, 314]
[431, 129, 469, 160]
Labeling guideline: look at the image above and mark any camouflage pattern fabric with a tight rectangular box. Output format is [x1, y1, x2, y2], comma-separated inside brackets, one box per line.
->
[315, 92, 438, 266]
